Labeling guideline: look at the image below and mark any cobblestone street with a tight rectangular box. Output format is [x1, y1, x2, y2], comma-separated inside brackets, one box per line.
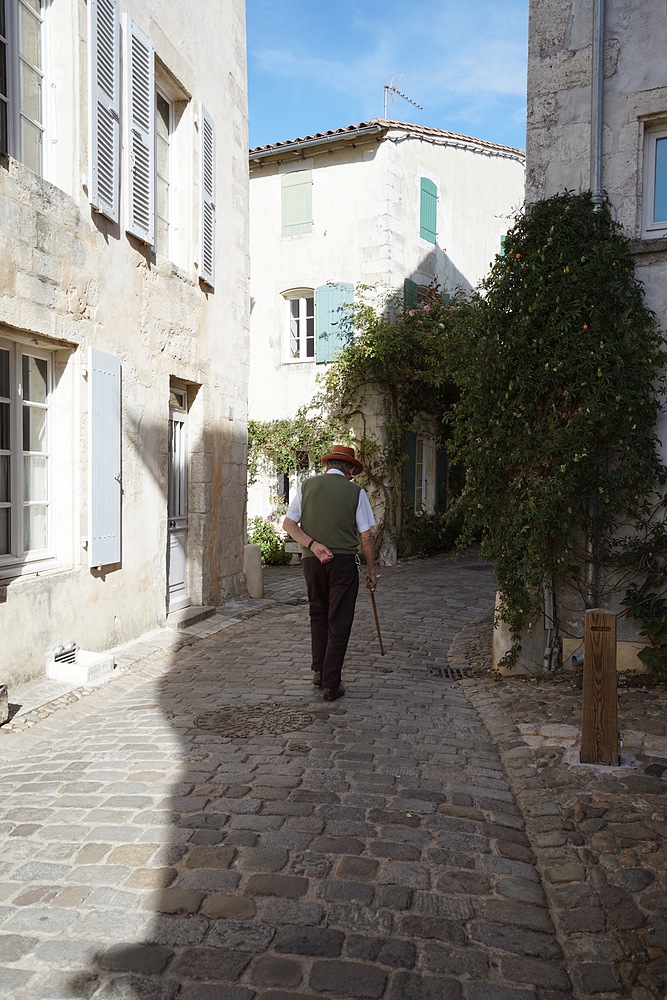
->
[0, 553, 665, 999]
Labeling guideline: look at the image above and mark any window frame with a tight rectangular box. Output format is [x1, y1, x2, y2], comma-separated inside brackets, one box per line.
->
[643, 123, 667, 238]
[0, 0, 46, 174]
[0, 336, 54, 575]
[283, 288, 315, 363]
[155, 85, 172, 258]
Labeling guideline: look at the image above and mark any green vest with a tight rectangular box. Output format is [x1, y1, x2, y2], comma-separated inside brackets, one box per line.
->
[300, 474, 362, 557]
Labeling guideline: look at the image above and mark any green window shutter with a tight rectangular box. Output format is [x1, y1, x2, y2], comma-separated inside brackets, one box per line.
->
[435, 447, 448, 513]
[404, 278, 418, 310]
[403, 430, 417, 512]
[420, 177, 437, 243]
[441, 291, 451, 304]
[499, 234, 506, 256]
[315, 282, 354, 364]
[282, 170, 313, 236]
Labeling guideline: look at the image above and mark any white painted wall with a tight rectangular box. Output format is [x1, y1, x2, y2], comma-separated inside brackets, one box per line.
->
[0, 0, 249, 683]
[248, 123, 525, 520]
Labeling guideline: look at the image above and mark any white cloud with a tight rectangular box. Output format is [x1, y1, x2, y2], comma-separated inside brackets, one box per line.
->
[247, 0, 528, 144]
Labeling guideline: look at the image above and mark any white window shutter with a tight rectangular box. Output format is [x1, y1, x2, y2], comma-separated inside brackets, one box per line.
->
[123, 16, 154, 245]
[200, 105, 216, 287]
[89, 349, 122, 567]
[88, 0, 120, 222]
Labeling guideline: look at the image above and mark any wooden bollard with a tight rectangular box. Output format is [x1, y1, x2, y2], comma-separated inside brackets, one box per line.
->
[580, 608, 619, 765]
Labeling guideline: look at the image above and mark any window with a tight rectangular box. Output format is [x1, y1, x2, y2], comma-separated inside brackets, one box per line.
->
[643, 125, 667, 237]
[414, 435, 427, 513]
[87, 5, 210, 277]
[0, 0, 45, 173]
[155, 89, 171, 256]
[282, 283, 353, 364]
[420, 177, 437, 243]
[286, 290, 315, 360]
[281, 170, 313, 236]
[0, 338, 52, 568]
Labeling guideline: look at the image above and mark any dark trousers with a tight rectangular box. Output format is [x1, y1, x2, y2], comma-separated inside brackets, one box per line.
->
[302, 554, 359, 690]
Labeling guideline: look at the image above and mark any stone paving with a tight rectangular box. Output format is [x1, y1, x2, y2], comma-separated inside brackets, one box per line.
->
[0, 552, 664, 999]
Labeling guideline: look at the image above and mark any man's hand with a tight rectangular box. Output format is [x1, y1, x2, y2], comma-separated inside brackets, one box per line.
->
[365, 568, 377, 592]
[312, 541, 334, 564]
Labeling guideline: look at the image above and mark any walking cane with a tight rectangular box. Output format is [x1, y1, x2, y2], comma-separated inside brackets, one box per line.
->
[370, 589, 385, 655]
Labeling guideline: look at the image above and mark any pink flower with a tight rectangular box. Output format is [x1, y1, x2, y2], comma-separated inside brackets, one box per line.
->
[409, 309, 415, 316]
[423, 305, 430, 312]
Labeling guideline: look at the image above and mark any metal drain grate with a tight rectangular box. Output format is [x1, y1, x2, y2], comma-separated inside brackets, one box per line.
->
[444, 666, 474, 681]
[194, 705, 314, 738]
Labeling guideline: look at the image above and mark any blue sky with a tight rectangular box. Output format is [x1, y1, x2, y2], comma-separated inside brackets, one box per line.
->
[246, 0, 529, 151]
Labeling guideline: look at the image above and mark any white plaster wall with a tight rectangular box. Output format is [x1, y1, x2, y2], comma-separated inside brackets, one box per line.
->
[0, 0, 249, 683]
[248, 129, 524, 524]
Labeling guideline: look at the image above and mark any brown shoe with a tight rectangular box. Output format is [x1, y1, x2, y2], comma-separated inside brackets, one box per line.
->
[312, 672, 322, 687]
[323, 686, 345, 701]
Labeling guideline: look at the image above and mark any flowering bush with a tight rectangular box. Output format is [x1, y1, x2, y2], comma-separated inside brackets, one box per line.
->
[247, 516, 291, 566]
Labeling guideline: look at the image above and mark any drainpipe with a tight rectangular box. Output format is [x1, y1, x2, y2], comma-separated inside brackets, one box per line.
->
[590, 0, 606, 211]
[587, 0, 605, 609]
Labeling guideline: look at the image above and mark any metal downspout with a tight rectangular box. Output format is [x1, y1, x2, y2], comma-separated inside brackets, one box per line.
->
[587, 0, 605, 609]
[590, 0, 606, 211]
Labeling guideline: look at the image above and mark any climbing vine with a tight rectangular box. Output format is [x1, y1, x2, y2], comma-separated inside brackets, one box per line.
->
[313, 284, 459, 557]
[444, 191, 667, 672]
[247, 409, 336, 485]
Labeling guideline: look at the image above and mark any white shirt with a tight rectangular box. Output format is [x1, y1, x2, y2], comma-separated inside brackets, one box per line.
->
[285, 469, 376, 534]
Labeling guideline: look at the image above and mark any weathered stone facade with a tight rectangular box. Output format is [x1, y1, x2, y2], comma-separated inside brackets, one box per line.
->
[0, 0, 249, 684]
[499, 0, 667, 671]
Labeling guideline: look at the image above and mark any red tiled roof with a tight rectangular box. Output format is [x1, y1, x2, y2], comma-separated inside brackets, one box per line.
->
[249, 118, 524, 158]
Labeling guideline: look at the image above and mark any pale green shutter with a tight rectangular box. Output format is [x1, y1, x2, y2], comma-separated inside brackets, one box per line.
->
[315, 282, 353, 364]
[435, 447, 448, 512]
[420, 177, 437, 243]
[404, 278, 418, 310]
[403, 431, 417, 513]
[282, 171, 313, 236]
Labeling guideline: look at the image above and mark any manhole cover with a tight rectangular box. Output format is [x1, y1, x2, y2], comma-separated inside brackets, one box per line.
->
[194, 705, 314, 737]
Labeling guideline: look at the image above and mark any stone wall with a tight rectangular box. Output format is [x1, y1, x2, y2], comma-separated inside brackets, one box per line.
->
[0, 0, 249, 684]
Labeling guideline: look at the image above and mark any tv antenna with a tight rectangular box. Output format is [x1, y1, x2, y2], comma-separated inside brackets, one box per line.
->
[383, 74, 424, 119]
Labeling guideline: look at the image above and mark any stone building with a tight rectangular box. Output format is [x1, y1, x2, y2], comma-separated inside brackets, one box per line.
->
[526, 0, 666, 451]
[0, 0, 249, 685]
[496, 0, 667, 672]
[247, 119, 525, 554]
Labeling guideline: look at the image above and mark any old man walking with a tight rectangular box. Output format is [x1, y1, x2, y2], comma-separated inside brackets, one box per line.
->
[283, 445, 377, 701]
